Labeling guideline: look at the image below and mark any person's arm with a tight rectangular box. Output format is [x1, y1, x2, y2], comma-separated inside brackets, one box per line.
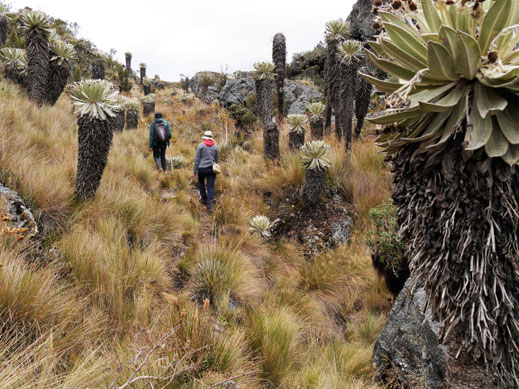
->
[149, 122, 155, 149]
[193, 145, 201, 175]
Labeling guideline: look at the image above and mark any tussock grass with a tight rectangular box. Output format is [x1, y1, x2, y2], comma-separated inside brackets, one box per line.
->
[247, 305, 301, 386]
[59, 219, 169, 324]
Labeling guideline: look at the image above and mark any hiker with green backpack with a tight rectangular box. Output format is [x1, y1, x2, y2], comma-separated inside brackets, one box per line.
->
[149, 112, 172, 172]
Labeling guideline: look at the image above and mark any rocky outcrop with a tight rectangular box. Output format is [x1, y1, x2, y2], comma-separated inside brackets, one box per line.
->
[189, 71, 221, 100]
[218, 76, 256, 108]
[373, 279, 496, 388]
[218, 76, 322, 115]
[204, 86, 219, 104]
[346, 0, 378, 42]
[285, 80, 323, 115]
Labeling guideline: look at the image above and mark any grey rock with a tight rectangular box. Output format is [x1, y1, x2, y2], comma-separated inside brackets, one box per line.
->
[218, 76, 256, 108]
[373, 278, 447, 388]
[189, 71, 221, 99]
[285, 80, 323, 115]
[373, 278, 498, 388]
[0, 182, 38, 237]
[204, 86, 219, 104]
[347, 0, 378, 42]
[227, 297, 237, 311]
[329, 215, 354, 247]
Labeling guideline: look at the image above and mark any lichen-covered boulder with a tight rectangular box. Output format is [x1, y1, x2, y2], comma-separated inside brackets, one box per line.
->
[285, 80, 323, 115]
[373, 279, 496, 388]
[373, 279, 447, 388]
[204, 86, 219, 104]
[218, 77, 256, 108]
[189, 71, 221, 99]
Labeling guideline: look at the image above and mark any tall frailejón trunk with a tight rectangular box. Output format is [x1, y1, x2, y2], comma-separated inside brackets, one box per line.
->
[255, 78, 273, 126]
[339, 60, 359, 154]
[47, 61, 71, 106]
[324, 103, 332, 136]
[114, 109, 125, 132]
[126, 109, 138, 129]
[143, 84, 151, 95]
[263, 121, 279, 161]
[326, 40, 341, 140]
[92, 60, 105, 80]
[272, 33, 286, 124]
[391, 128, 519, 388]
[75, 115, 114, 201]
[303, 168, 325, 205]
[324, 55, 332, 135]
[142, 102, 155, 116]
[0, 15, 10, 46]
[25, 27, 50, 106]
[288, 131, 304, 151]
[354, 64, 372, 137]
[310, 118, 324, 139]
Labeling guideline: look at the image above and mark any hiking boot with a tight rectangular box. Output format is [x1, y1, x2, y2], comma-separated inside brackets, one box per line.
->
[199, 196, 207, 205]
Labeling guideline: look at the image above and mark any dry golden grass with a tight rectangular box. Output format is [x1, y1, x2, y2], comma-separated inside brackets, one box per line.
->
[0, 80, 392, 387]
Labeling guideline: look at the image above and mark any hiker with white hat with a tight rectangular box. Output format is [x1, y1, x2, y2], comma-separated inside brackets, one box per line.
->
[192, 131, 219, 212]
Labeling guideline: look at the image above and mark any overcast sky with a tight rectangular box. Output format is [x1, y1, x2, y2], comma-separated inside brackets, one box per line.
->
[6, 0, 356, 81]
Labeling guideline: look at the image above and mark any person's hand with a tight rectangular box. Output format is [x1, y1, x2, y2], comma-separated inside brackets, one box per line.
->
[191, 174, 196, 179]
[148, 147, 152, 152]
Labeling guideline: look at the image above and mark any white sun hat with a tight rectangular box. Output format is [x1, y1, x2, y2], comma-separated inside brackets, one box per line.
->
[202, 131, 214, 140]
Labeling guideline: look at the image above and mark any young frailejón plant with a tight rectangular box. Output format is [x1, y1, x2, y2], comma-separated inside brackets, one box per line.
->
[69, 80, 120, 201]
[0, 47, 27, 88]
[324, 19, 349, 137]
[338, 40, 363, 153]
[306, 102, 325, 139]
[123, 97, 139, 129]
[141, 93, 156, 117]
[47, 39, 75, 106]
[21, 11, 50, 106]
[250, 215, 273, 238]
[272, 33, 286, 123]
[286, 114, 307, 150]
[364, 0, 519, 385]
[301, 140, 331, 205]
[170, 156, 183, 170]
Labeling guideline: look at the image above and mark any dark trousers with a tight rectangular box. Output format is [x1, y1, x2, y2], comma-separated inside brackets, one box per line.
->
[198, 167, 216, 210]
[153, 145, 167, 171]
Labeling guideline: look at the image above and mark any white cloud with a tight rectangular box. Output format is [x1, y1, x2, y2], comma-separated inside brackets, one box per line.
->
[6, 0, 356, 81]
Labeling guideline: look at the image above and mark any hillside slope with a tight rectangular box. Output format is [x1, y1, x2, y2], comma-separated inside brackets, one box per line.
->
[0, 80, 392, 388]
